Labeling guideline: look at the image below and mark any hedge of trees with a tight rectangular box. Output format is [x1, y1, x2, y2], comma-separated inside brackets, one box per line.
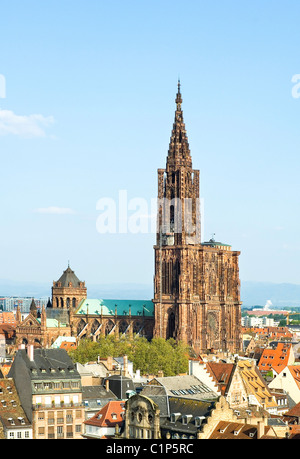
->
[68, 335, 190, 377]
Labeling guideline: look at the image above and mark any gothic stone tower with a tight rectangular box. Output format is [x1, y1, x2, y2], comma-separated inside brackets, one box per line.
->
[153, 82, 242, 354]
[52, 265, 87, 310]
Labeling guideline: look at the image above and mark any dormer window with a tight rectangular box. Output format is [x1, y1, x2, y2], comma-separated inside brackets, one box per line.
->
[195, 416, 205, 427]
[182, 415, 192, 425]
[170, 412, 181, 423]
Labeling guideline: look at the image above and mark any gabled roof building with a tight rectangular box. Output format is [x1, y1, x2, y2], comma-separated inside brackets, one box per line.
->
[83, 400, 126, 439]
[82, 385, 117, 419]
[0, 378, 32, 439]
[8, 346, 85, 439]
[258, 343, 294, 375]
[269, 365, 300, 408]
[238, 360, 278, 414]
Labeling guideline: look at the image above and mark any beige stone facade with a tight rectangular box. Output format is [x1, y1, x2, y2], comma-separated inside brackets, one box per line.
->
[123, 393, 161, 439]
[32, 404, 84, 439]
[8, 347, 85, 439]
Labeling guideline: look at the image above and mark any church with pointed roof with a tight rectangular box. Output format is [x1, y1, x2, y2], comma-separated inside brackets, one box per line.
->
[52, 264, 87, 309]
[15, 298, 72, 348]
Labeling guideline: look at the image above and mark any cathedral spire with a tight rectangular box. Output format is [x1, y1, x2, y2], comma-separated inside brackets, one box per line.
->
[167, 81, 192, 167]
[176, 79, 182, 109]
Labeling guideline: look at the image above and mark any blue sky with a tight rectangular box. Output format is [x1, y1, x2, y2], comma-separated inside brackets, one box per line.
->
[0, 0, 300, 291]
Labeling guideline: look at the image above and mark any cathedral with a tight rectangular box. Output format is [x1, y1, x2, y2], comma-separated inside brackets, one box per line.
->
[152, 82, 242, 354]
[15, 83, 242, 355]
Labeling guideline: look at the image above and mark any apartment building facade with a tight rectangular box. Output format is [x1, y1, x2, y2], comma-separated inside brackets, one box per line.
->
[8, 345, 85, 439]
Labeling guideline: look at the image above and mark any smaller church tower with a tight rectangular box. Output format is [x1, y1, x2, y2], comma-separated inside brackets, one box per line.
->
[29, 298, 38, 318]
[52, 264, 87, 310]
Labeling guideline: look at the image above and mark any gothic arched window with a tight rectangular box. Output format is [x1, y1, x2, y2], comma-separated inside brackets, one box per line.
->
[167, 312, 175, 339]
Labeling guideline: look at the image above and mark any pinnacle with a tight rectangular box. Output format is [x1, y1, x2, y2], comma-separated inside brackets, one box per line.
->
[167, 82, 191, 166]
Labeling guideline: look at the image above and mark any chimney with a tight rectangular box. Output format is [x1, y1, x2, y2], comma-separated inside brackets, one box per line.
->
[257, 421, 265, 439]
[27, 344, 34, 361]
[107, 356, 113, 371]
[123, 355, 128, 377]
[19, 344, 25, 350]
[105, 379, 110, 393]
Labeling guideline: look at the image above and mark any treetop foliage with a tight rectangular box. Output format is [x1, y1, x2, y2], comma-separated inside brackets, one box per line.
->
[68, 335, 190, 376]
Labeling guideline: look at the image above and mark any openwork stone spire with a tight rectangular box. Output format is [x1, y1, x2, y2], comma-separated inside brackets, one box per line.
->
[167, 80, 192, 168]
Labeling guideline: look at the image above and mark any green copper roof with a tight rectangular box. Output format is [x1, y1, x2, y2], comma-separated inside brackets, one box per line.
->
[37, 318, 68, 327]
[77, 299, 154, 317]
[202, 239, 231, 247]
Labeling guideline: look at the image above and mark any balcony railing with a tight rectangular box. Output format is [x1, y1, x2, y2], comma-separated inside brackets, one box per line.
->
[32, 402, 84, 410]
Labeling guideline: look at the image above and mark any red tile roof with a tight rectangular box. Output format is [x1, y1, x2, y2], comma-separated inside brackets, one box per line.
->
[84, 400, 125, 428]
[285, 401, 300, 418]
[258, 343, 292, 373]
[205, 362, 235, 395]
[59, 341, 77, 351]
[288, 366, 300, 391]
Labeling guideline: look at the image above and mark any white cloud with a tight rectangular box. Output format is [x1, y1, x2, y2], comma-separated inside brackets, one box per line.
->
[34, 207, 75, 215]
[0, 108, 54, 138]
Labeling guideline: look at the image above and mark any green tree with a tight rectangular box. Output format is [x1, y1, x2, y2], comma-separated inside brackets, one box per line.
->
[68, 335, 190, 376]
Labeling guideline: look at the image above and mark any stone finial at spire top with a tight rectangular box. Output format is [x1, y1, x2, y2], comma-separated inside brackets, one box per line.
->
[176, 79, 182, 108]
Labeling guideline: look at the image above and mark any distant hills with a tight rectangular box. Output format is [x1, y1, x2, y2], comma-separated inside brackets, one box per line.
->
[0, 279, 299, 308]
[240, 281, 300, 308]
[0, 279, 153, 301]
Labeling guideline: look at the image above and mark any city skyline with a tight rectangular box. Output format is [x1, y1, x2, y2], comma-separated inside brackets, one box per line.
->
[0, 1, 300, 293]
